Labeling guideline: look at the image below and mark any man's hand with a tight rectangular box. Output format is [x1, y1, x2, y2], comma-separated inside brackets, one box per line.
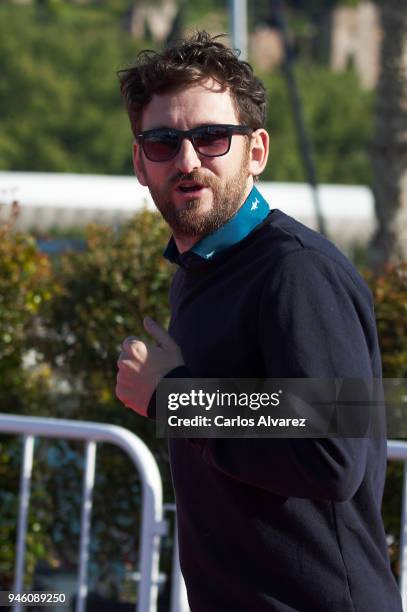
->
[116, 316, 184, 417]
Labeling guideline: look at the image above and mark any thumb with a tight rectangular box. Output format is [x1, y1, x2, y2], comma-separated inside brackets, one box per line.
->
[143, 316, 175, 350]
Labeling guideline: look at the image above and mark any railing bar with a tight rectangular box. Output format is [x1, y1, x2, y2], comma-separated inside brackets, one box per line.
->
[13, 434, 35, 612]
[399, 461, 407, 610]
[170, 517, 190, 612]
[138, 481, 162, 612]
[0, 414, 165, 612]
[75, 440, 97, 612]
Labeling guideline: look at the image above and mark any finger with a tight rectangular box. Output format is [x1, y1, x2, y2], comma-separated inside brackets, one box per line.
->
[117, 357, 127, 369]
[121, 336, 140, 351]
[143, 316, 176, 350]
[116, 363, 137, 380]
[117, 350, 130, 364]
[122, 337, 148, 360]
[117, 361, 140, 377]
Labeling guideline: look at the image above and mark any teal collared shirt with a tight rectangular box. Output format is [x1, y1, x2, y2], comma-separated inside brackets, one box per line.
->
[164, 185, 271, 264]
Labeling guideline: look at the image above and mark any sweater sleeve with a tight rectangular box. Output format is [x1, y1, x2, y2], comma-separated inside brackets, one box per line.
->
[196, 249, 378, 501]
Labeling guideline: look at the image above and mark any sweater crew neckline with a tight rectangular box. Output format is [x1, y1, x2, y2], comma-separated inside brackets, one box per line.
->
[163, 185, 273, 269]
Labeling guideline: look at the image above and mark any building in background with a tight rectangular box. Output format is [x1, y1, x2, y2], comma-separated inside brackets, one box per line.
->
[330, 0, 381, 89]
[250, 0, 381, 90]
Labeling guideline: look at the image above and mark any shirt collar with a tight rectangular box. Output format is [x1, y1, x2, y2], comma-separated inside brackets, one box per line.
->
[164, 185, 271, 264]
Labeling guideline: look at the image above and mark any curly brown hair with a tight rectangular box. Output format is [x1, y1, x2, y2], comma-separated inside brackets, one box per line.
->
[118, 30, 267, 136]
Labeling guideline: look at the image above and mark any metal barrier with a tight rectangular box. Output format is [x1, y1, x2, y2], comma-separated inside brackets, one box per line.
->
[1, 413, 406, 612]
[387, 441, 407, 611]
[0, 413, 189, 612]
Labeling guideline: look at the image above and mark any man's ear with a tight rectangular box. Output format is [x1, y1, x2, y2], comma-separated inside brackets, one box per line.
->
[248, 129, 269, 178]
[133, 141, 148, 186]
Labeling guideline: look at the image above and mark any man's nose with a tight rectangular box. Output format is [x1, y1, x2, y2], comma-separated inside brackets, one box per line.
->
[174, 138, 202, 174]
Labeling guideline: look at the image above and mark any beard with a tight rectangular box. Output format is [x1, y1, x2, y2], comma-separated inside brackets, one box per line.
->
[142, 148, 251, 239]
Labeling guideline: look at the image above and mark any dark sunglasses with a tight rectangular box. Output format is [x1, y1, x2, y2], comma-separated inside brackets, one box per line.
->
[135, 124, 253, 162]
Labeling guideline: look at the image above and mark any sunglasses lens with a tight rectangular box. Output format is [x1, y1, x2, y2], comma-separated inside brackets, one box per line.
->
[193, 127, 230, 156]
[143, 131, 179, 161]
[140, 126, 236, 161]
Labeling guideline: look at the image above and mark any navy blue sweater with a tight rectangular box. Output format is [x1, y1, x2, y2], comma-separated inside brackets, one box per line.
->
[160, 209, 402, 611]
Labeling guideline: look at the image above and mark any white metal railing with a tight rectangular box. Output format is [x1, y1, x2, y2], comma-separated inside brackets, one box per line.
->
[387, 441, 407, 611]
[0, 413, 189, 612]
[2, 413, 406, 612]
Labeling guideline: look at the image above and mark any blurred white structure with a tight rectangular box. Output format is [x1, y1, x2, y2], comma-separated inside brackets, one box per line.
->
[0, 172, 154, 231]
[331, 0, 381, 89]
[0, 171, 375, 252]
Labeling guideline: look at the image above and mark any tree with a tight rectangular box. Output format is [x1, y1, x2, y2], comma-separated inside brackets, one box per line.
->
[0, 206, 57, 589]
[370, 1, 407, 266]
[260, 65, 373, 185]
[0, 5, 143, 175]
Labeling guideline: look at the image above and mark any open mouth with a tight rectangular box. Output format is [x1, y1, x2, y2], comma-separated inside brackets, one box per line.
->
[177, 182, 206, 193]
[179, 186, 202, 192]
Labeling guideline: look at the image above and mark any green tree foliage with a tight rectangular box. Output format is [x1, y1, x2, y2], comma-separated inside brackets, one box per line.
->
[282, 0, 360, 15]
[366, 263, 407, 577]
[0, 206, 55, 413]
[370, 263, 407, 379]
[251, 0, 359, 25]
[0, 207, 57, 589]
[0, 3, 142, 175]
[44, 211, 172, 408]
[0, 3, 373, 184]
[260, 65, 373, 184]
[16, 211, 173, 596]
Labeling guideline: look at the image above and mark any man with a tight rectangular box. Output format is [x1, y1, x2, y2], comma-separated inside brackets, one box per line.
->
[116, 31, 402, 611]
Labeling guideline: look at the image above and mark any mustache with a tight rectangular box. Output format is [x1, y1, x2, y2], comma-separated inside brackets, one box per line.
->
[169, 171, 217, 188]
